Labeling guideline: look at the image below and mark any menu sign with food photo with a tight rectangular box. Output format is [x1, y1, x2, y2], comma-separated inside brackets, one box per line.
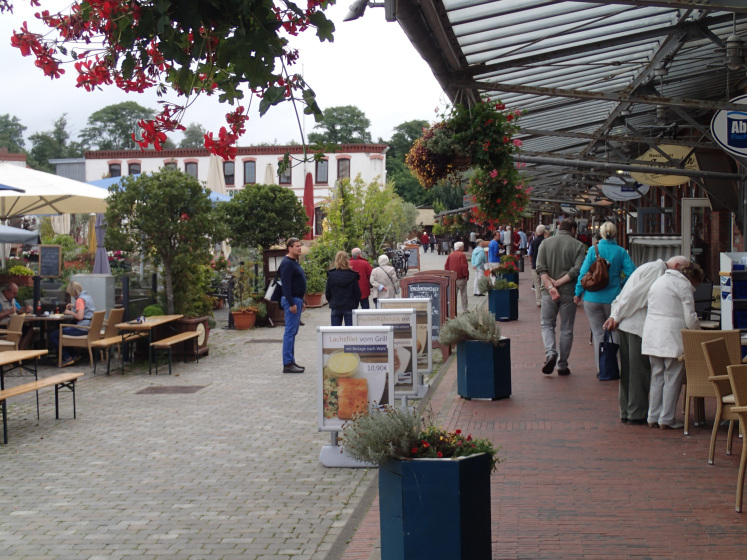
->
[353, 309, 418, 396]
[317, 326, 394, 432]
[377, 298, 433, 375]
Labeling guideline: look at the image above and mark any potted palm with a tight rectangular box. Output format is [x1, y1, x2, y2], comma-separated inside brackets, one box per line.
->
[479, 276, 519, 321]
[231, 265, 258, 330]
[301, 252, 328, 308]
[439, 307, 512, 400]
[340, 405, 499, 560]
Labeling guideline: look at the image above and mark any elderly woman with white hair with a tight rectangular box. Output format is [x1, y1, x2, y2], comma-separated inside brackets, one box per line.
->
[370, 255, 399, 306]
[573, 222, 636, 380]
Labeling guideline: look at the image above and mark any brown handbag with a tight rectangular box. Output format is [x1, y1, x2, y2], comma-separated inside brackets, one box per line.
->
[580, 244, 610, 292]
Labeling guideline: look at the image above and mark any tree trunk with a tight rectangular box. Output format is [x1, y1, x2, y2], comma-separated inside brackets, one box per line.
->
[163, 260, 174, 315]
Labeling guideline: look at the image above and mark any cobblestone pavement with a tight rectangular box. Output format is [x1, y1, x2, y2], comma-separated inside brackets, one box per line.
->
[0, 245, 457, 560]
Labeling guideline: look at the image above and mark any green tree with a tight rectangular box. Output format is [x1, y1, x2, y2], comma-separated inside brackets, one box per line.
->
[180, 123, 207, 148]
[222, 184, 309, 249]
[28, 115, 84, 172]
[384, 119, 430, 205]
[308, 106, 372, 144]
[104, 168, 226, 315]
[387, 120, 428, 160]
[80, 102, 154, 150]
[0, 114, 26, 152]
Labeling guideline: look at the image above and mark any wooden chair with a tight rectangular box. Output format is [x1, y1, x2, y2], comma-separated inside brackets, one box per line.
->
[726, 364, 747, 512]
[0, 314, 25, 352]
[681, 329, 741, 435]
[702, 338, 740, 465]
[58, 310, 106, 367]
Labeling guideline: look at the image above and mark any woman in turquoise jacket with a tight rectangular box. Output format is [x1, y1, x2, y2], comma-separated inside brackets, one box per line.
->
[574, 222, 635, 379]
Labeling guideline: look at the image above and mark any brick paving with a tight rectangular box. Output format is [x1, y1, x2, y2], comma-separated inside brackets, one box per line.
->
[2, 247, 746, 560]
[340, 249, 747, 560]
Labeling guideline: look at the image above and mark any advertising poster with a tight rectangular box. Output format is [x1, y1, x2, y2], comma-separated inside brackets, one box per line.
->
[377, 298, 433, 375]
[317, 326, 394, 432]
[353, 309, 418, 396]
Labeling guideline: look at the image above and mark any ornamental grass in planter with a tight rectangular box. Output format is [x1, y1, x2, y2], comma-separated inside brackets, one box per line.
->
[340, 406, 500, 560]
[439, 308, 512, 400]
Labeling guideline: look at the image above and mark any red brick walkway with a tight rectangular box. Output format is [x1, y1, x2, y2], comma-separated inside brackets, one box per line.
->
[340, 270, 747, 559]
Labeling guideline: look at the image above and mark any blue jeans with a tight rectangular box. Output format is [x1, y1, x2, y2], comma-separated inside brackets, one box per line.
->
[281, 296, 304, 366]
[359, 298, 370, 309]
[330, 309, 353, 326]
[48, 326, 88, 361]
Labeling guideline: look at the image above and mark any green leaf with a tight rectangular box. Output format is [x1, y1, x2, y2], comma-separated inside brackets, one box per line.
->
[258, 86, 287, 116]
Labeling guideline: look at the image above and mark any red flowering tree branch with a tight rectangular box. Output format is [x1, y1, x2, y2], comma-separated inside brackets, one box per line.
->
[3, 0, 334, 158]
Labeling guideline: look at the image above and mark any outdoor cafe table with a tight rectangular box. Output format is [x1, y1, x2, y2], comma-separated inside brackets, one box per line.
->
[0, 349, 49, 421]
[115, 315, 183, 374]
[22, 313, 74, 350]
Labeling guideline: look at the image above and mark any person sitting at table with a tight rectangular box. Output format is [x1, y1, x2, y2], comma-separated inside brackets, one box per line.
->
[0, 282, 34, 349]
[48, 281, 95, 367]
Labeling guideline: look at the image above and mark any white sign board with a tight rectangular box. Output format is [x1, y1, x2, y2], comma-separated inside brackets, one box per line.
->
[710, 94, 747, 158]
[353, 309, 418, 396]
[601, 175, 650, 201]
[317, 326, 394, 433]
[377, 298, 433, 375]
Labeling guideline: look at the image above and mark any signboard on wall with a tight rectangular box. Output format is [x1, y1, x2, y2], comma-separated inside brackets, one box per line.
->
[710, 94, 747, 159]
[629, 144, 699, 186]
[353, 309, 418, 396]
[317, 326, 394, 432]
[39, 244, 61, 278]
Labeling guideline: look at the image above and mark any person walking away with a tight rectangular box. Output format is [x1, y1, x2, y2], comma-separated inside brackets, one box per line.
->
[573, 222, 635, 379]
[421, 231, 430, 253]
[518, 227, 528, 257]
[278, 237, 306, 374]
[641, 262, 703, 429]
[349, 247, 373, 309]
[488, 230, 502, 272]
[325, 251, 361, 326]
[529, 225, 546, 308]
[445, 241, 470, 313]
[469, 230, 477, 251]
[48, 281, 95, 367]
[471, 239, 487, 296]
[512, 227, 521, 256]
[604, 256, 689, 425]
[535, 219, 587, 376]
[429, 233, 436, 253]
[370, 255, 399, 306]
[504, 226, 513, 255]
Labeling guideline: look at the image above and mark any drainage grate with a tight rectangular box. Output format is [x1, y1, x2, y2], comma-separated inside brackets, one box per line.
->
[137, 386, 206, 394]
[245, 339, 284, 343]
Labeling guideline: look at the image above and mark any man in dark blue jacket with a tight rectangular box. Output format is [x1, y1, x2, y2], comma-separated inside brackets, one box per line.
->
[279, 237, 306, 373]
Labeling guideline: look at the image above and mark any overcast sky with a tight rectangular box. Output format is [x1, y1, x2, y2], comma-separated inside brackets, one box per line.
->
[0, 1, 447, 147]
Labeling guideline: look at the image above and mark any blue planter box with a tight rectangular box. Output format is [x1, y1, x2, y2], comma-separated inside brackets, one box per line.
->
[457, 339, 512, 400]
[498, 272, 519, 285]
[488, 288, 518, 321]
[379, 454, 492, 560]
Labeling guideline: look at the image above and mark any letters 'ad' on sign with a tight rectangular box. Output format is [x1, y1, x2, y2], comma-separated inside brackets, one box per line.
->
[317, 326, 394, 433]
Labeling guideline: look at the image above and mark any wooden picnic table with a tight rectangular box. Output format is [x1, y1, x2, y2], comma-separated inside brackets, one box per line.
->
[115, 315, 183, 374]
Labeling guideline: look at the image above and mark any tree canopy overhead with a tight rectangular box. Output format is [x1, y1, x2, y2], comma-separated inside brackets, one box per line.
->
[4, 0, 335, 158]
[0, 113, 26, 153]
[80, 101, 154, 150]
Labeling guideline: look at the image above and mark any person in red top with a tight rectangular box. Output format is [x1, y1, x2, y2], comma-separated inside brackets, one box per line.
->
[420, 232, 430, 253]
[444, 241, 470, 314]
[349, 248, 373, 309]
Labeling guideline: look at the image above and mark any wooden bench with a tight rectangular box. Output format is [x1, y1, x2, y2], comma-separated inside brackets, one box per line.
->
[151, 331, 200, 375]
[90, 332, 147, 375]
[0, 372, 84, 444]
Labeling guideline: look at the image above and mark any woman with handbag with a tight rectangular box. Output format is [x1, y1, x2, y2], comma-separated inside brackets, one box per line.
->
[573, 222, 635, 380]
[325, 251, 361, 326]
[370, 255, 399, 306]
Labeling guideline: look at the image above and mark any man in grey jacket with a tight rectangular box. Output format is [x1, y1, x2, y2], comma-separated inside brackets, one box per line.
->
[603, 255, 689, 425]
[535, 219, 587, 376]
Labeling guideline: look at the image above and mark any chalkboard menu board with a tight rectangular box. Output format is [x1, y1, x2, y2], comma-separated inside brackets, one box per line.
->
[415, 270, 457, 319]
[39, 245, 61, 278]
[404, 244, 420, 271]
[400, 276, 451, 360]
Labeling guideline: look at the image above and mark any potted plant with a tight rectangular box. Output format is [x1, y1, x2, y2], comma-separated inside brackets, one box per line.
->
[494, 254, 519, 284]
[1, 264, 35, 287]
[231, 265, 258, 330]
[439, 307, 512, 400]
[479, 276, 519, 321]
[301, 250, 329, 308]
[340, 405, 500, 560]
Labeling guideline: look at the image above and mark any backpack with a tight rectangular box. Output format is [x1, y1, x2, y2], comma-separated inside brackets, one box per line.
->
[580, 245, 610, 292]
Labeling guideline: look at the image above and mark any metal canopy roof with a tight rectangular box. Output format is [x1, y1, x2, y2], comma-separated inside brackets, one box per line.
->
[395, 0, 747, 212]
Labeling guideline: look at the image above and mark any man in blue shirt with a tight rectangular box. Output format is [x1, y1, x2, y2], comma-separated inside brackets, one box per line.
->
[488, 230, 501, 271]
[279, 238, 307, 374]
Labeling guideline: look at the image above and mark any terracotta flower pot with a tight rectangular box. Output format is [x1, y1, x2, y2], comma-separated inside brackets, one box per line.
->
[232, 310, 257, 330]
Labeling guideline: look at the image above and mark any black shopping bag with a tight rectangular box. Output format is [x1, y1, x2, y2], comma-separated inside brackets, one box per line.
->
[598, 329, 620, 381]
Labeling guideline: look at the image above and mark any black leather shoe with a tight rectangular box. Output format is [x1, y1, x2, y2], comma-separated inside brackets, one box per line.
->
[542, 354, 557, 374]
[620, 418, 628, 424]
[283, 364, 304, 374]
[293, 362, 305, 371]
[627, 418, 647, 425]
[557, 367, 571, 376]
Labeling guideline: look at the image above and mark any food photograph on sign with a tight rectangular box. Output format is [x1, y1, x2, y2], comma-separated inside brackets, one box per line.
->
[353, 310, 418, 395]
[318, 327, 394, 432]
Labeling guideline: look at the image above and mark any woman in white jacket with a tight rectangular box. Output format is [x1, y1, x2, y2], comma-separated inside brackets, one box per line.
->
[370, 255, 399, 306]
[641, 262, 703, 429]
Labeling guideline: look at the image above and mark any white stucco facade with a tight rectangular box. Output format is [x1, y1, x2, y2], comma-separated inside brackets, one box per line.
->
[84, 144, 388, 207]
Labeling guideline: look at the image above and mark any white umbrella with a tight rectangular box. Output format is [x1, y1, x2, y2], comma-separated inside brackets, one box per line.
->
[0, 163, 108, 218]
[264, 163, 275, 185]
[50, 214, 70, 235]
[206, 155, 232, 259]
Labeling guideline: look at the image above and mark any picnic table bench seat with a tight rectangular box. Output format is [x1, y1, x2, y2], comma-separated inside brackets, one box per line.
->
[151, 331, 201, 375]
